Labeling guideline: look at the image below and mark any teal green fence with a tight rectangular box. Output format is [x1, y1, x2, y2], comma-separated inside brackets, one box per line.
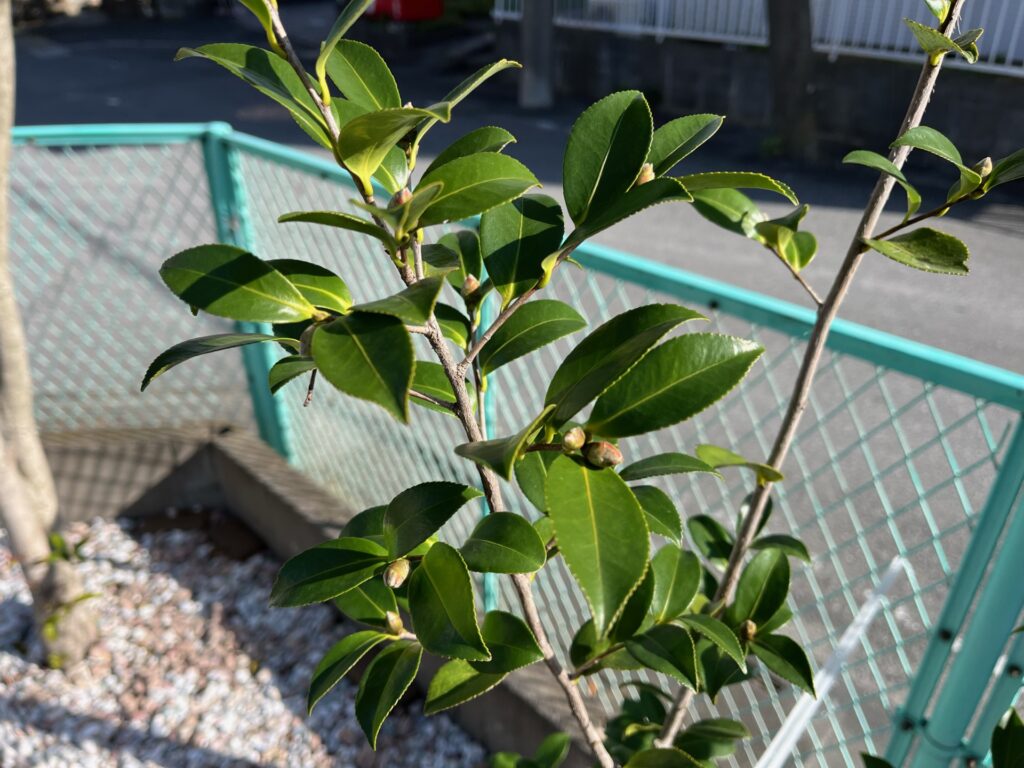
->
[10, 123, 1024, 767]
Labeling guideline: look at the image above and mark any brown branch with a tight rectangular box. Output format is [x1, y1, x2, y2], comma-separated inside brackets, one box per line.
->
[656, 0, 970, 747]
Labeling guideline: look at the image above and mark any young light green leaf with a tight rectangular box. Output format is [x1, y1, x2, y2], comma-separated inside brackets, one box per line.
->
[677, 172, 798, 205]
[308, 630, 389, 714]
[460, 512, 547, 574]
[423, 658, 505, 715]
[690, 188, 765, 238]
[730, 548, 790, 626]
[624, 747, 706, 767]
[160, 245, 317, 323]
[678, 615, 746, 671]
[351, 275, 445, 325]
[339, 104, 452, 186]
[546, 455, 650, 636]
[922, 0, 950, 22]
[632, 486, 682, 544]
[424, 126, 517, 176]
[471, 610, 544, 674]
[333, 578, 398, 628]
[563, 90, 654, 225]
[843, 150, 922, 221]
[142, 333, 297, 391]
[481, 194, 565, 306]
[648, 114, 724, 176]
[695, 444, 784, 484]
[891, 125, 982, 198]
[270, 537, 388, 607]
[688, 515, 735, 564]
[407, 543, 489, 661]
[864, 228, 969, 275]
[417, 153, 539, 227]
[278, 210, 400, 255]
[619, 452, 719, 482]
[650, 546, 701, 623]
[562, 177, 692, 251]
[383, 481, 483, 558]
[479, 300, 585, 376]
[325, 39, 400, 111]
[587, 333, 763, 438]
[434, 303, 472, 349]
[235, 0, 278, 51]
[752, 534, 811, 562]
[411, 361, 475, 417]
[312, 312, 414, 422]
[268, 355, 316, 394]
[545, 304, 706, 427]
[267, 258, 351, 314]
[753, 207, 819, 272]
[904, 18, 983, 64]
[315, 0, 375, 101]
[625, 625, 699, 688]
[374, 145, 410, 194]
[455, 405, 555, 480]
[432, 230, 483, 291]
[355, 639, 423, 748]
[354, 182, 444, 239]
[752, 634, 815, 695]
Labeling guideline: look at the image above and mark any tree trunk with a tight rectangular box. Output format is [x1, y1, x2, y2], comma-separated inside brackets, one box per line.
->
[766, 0, 819, 163]
[0, 0, 97, 667]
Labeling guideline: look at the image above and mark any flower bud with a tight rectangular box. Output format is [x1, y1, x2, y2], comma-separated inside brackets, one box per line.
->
[636, 162, 655, 186]
[972, 156, 993, 178]
[739, 619, 758, 644]
[562, 427, 586, 452]
[390, 187, 413, 208]
[583, 441, 623, 469]
[383, 558, 411, 589]
[461, 274, 481, 298]
[299, 323, 317, 357]
[385, 611, 405, 636]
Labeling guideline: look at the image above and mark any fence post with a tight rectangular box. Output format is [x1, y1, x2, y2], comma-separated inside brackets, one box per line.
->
[480, 289, 499, 613]
[201, 122, 294, 461]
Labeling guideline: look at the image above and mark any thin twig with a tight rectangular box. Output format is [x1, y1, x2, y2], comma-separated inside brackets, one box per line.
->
[409, 389, 457, 412]
[656, 0, 970, 747]
[872, 193, 970, 240]
[778, 255, 824, 306]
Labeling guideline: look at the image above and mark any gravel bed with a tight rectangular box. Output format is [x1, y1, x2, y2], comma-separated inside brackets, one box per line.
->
[0, 518, 487, 768]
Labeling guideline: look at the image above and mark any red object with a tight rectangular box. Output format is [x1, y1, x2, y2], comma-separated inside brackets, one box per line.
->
[366, 0, 443, 21]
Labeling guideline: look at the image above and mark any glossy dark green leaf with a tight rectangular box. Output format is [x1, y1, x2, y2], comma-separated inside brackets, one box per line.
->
[694, 444, 784, 484]
[268, 354, 316, 394]
[587, 333, 763, 438]
[736, 491, 775, 536]
[424, 126, 517, 175]
[626, 748, 706, 767]
[648, 114, 724, 176]
[515, 449, 558, 513]
[730, 549, 790, 626]
[270, 537, 388, 607]
[758, 603, 794, 636]
[433, 303, 472, 349]
[408, 543, 489, 661]
[482, 194, 565, 306]
[678, 614, 745, 671]
[619, 453, 718, 482]
[650, 547, 701, 623]
[546, 455, 649, 636]
[434, 230, 483, 291]
[992, 708, 1024, 768]
[355, 639, 423, 748]
[533, 732, 572, 768]
[339, 103, 452, 185]
[864, 228, 969, 275]
[697, 639, 751, 703]
[312, 312, 414, 422]
[843, 150, 921, 221]
[333, 577, 398, 628]
[160, 245, 317, 323]
[626, 625, 699, 688]
[752, 634, 815, 695]
[479, 300, 585, 376]
[325, 39, 400, 111]
[418, 153, 539, 227]
[752, 534, 811, 562]
[987, 148, 1024, 190]
[688, 515, 734, 564]
[545, 304, 706, 427]
[308, 630, 388, 713]
[891, 125, 982, 198]
[610, 569, 655, 643]
[411, 361, 475, 416]
[352, 275, 445, 326]
[471, 610, 544, 674]
[675, 718, 749, 761]
[690, 188, 764, 238]
[461, 513, 547, 574]
[142, 333, 296, 391]
[455, 406, 555, 480]
[677, 172, 798, 205]
[383, 482, 483, 558]
[632, 486, 682, 544]
[278, 210, 400, 255]
[423, 658, 505, 715]
[861, 754, 896, 768]
[268, 258, 351, 314]
[563, 90, 653, 225]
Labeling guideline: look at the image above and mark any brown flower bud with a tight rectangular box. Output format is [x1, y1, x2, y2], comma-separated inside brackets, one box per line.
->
[562, 427, 586, 452]
[390, 187, 413, 208]
[383, 558, 411, 589]
[385, 611, 404, 636]
[461, 274, 481, 298]
[972, 156, 993, 178]
[636, 162, 655, 186]
[739, 619, 758, 644]
[583, 441, 623, 469]
[299, 323, 317, 357]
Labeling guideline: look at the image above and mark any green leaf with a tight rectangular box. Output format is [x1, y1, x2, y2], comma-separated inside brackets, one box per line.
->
[753, 206, 818, 272]
[563, 90, 653, 225]
[546, 455, 649, 636]
[922, 0, 950, 22]
[632, 486, 683, 544]
[374, 145, 410, 195]
[752, 634, 815, 695]
[142, 333, 296, 391]
[383, 482, 483, 558]
[267, 258, 351, 314]
[861, 754, 896, 768]
[333, 578, 398, 628]
[270, 537, 388, 607]
[648, 114, 724, 176]
[479, 300, 585, 376]
[425, 126, 517, 176]
[278, 210, 399, 256]
[235, 0, 277, 51]
[434, 303, 472, 349]
[619, 452, 719, 482]
[417, 153, 540, 227]
[694, 444, 784, 484]
[455, 405, 555, 480]
[675, 719, 749, 761]
[587, 334, 763, 439]
[308, 630, 388, 713]
[626, 625, 699, 688]
[312, 312, 414, 421]
[690, 188, 764, 238]
[472, 610, 544, 674]
[650, 547, 701, 623]
[482, 194, 565, 306]
[730, 549, 790, 626]
[758, 603, 794, 636]
[891, 125, 982, 198]
[677, 172, 798, 205]
[697, 639, 751, 704]
[461, 513, 547, 574]
[355, 639, 423, 748]
[864, 228, 969, 275]
[316, 0, 375, 97]
[610, 569, 655, 643]
[678, 615, 746, 671]
[339, 104, 452, 185]
[160, 245, 317, 323]
[545, 304, 706, 427]
[325, 39, 400, 111]
[351, 275, 445, 325]
[514, 449, 558, 513]
[411, 361, 475, 416]
[625, 748, 705, 767]
[433, 230, 483, 291]
[352, 182, 444, 239]
[904, 18, 983, 65]
[423, 658, 505, 715]
[268, 354, 316, 394]
[752, 534, 811, 562]
[176, 45, 330, 149]
[533, 732, 571, 768]
[688, 515, 734, 564]
[408, 543, 489, 661]
[992, 708, 1024, 768]
[987, 148, 1024, 190]
[842, 150, 922, 221]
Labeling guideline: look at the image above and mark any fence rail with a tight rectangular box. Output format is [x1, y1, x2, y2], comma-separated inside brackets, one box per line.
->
[492, 0, 1024, 77]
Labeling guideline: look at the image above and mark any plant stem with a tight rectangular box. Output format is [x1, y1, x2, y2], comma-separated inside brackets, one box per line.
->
[409, 389, 456, 412]
[872, 193, 970, 240]
[778, 254, 824, 306]
[655, 0, 969, 747]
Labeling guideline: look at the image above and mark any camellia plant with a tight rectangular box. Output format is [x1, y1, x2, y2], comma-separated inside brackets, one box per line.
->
[141, 0, 1023, 765]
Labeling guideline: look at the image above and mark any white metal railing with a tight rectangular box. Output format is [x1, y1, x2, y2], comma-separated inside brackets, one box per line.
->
[492, 0, 1024, 76]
